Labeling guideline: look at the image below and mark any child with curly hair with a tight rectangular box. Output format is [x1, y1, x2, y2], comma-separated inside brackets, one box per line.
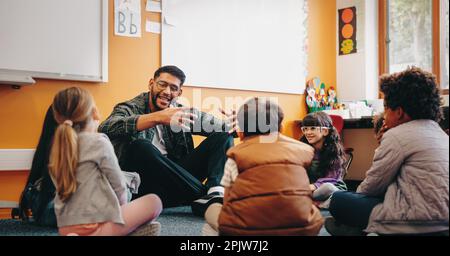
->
[326, 67, 449, 236]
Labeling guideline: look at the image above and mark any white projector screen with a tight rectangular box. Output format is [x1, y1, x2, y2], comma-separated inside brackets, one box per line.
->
[0, 0, 108, 82]
[162, 0, 308, 94]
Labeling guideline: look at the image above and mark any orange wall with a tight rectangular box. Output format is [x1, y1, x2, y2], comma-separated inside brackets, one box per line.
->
[0, 0, 336, 207]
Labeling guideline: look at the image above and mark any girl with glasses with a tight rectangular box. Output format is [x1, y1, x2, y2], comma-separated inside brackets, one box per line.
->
[300, 112, 347, 209]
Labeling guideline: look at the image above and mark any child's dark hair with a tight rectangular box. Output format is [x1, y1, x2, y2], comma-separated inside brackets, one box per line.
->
[439, 106, 449, 134]
[380, 67, 442, 122]
[18, 106, 57, 222]
[237, 97, 284, 137]
[154, 65, 186, 86]
[300, 112, 346, 177]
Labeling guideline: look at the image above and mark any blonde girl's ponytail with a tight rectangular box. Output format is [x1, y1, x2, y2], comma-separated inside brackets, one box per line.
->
[48, 87, 95, 202]
[49, 121, 78, 202]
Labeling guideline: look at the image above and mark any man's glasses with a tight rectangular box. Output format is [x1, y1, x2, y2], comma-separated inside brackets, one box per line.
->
[301, 126, 329, 133]
[155, 80, 180, 93]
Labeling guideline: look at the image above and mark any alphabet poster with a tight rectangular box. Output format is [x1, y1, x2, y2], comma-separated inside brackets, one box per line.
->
[338, 7, 357, 55]
[115, 0, 141, 37]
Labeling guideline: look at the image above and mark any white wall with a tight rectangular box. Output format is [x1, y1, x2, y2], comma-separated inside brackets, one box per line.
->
[337, 0, 379, 101]
[364, 0, 379, 100]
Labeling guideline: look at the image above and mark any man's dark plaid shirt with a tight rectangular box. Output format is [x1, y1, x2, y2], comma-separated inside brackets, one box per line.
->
[98, 92, 229, 166]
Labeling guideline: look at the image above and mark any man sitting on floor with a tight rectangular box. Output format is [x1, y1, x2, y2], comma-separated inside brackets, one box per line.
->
[99, 65, 235, 216]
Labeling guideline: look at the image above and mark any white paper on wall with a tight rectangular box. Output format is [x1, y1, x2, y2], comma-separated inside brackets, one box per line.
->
[146, 20, 161, 34]
[146, 0, 161, 13]
[114, 0, 141, 37]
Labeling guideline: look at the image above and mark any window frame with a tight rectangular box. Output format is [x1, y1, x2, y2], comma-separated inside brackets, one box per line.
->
[378, 0, 448, 95]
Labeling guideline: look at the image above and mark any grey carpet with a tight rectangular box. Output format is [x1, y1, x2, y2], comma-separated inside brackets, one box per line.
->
[0, 219, 58, 236]
[0, 207, 331, 236]
[158, 206, 204, 236]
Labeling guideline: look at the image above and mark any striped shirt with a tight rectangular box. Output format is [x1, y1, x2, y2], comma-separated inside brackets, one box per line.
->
[220, 158, 239, 187]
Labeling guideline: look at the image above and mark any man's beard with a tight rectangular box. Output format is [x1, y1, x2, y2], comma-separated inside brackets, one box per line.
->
[152, 90, 172, 111]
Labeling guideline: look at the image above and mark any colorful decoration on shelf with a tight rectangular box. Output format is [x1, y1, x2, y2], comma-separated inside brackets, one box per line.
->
[305, 77, 340, 113]
[306, 77, 320, 112]
[318, 83, 327, 108]
[327, 86, 337, 108]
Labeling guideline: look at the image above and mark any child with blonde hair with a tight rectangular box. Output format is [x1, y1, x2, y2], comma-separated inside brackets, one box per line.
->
[49, 87, 162, 236]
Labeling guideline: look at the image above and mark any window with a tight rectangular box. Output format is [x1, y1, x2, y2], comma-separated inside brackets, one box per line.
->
[388, 0, 433, 73]
[441, 0, 449, 90]
[379, 0, 448, 93]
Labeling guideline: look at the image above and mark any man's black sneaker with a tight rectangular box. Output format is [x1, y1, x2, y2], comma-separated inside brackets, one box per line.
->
[191, 192, 224, 217]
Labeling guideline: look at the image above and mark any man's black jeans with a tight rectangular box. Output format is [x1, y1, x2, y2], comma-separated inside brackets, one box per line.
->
[124, 132, 234, 208]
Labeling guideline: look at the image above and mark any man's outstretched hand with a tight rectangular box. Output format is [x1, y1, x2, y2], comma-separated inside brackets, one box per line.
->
[219, 108, 237, 134]
[167, 107, 198, 131]
[137, 107, 197, 132]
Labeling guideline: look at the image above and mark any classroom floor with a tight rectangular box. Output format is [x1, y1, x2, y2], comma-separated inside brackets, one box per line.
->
[0, 207, 332, 236]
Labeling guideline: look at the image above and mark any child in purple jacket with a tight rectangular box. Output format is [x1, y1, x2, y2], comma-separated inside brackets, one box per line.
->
[300, 112, 347, 208]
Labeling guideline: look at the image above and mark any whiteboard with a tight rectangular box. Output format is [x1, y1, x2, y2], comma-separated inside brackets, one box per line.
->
[0, 0, 108, 82]
[162, 0, 308, 94]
